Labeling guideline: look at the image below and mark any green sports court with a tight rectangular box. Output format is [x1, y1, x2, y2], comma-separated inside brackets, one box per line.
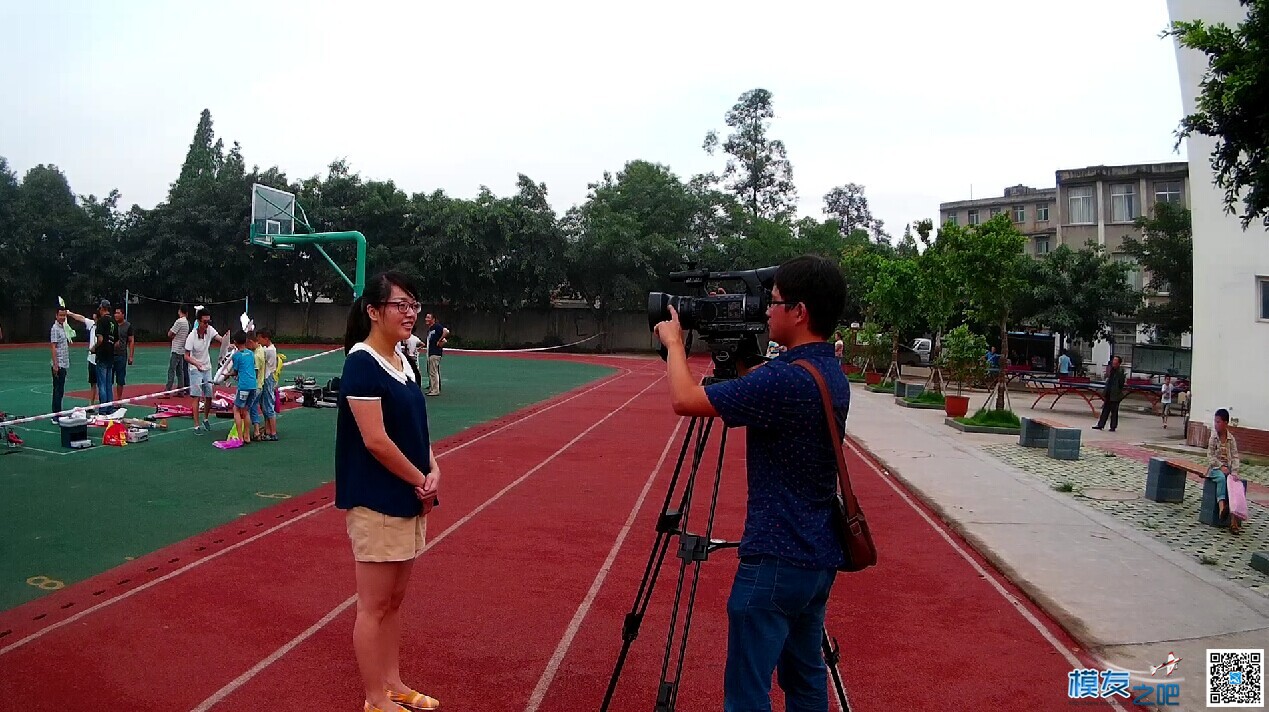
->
[0, 343, 613, 611]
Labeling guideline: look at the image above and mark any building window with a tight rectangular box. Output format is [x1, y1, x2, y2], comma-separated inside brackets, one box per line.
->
[1111, 319, 1139, 358]
[1035, 237, 1050, 255]
[1036, 204, 1050, 222]
[990, 207, 1003, 217]
[944, 213, 958, 226]
[1068, 186, 1094, 224]
[1155, 181, 1183, 205]
[968, 209, 979, 225]
[1113, 254, 1144, 292]
[1111, 183, 1137, 222]
[1260, 277, 1269, 321]
[1012, 205, 1025, 222]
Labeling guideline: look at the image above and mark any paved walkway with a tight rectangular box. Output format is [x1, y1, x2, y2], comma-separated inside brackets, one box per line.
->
[847, 386, 1269, 711]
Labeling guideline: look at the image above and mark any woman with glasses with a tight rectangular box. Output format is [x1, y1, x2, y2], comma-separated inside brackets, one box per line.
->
[337, 271, 441, 712]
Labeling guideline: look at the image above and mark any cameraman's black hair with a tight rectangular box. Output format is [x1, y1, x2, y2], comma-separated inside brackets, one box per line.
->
[773, 255, 846, 338]
[344, 271, 420, 354]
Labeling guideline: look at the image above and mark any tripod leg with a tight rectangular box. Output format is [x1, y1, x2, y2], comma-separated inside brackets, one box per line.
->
[821, 628, 851, 712]
[657, 426, 729, 712]
[600, 417, 714, 712]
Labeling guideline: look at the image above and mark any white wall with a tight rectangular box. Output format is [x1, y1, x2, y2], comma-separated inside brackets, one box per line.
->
[1168, 0, 1269, 429]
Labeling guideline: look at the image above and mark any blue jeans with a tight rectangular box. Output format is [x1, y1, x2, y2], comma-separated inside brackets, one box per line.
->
[724, 555, 836, 712]
[260, 376, 277, 419]
[95, 362, 114, 406]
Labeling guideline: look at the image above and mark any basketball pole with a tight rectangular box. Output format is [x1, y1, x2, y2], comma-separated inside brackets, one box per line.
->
[266, 231, 367, 298]
[249, 185, 367, 298]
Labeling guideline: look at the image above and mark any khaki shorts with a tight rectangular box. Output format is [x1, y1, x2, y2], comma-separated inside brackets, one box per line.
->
[345, 507, 427, 562]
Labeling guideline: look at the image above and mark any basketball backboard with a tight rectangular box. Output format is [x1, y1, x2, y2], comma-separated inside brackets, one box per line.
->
[250, 184, 296, 247]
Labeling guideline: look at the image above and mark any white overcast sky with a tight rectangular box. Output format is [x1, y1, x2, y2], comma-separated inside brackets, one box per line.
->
[1, 0, 1185, 237]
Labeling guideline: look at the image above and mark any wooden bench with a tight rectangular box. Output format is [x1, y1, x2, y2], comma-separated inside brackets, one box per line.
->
[1019, 417, 1081, 460]
[1144, 457, 1248, 527]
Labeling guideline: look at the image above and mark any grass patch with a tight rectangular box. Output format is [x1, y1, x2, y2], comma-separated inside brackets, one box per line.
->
[1053, 481, 1076, 493]
[866, 382, 896, 394]
[905, 390, 946, 405]
[1200, 555, 1218, 566]
[955, 408, 1021, 429]
[847, 373, 867, 383]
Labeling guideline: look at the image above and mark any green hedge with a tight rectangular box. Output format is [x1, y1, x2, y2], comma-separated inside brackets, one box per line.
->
[955, 408, 1021, 428]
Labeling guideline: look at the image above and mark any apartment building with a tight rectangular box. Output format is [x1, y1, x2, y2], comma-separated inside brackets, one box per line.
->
[939, 162, 1191, 368]
[939, 185, 1057, 257]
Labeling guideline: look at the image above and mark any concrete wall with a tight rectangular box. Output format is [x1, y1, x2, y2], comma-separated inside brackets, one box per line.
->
[1, 303, 665, 353]
[1168, 0, 1269, 432]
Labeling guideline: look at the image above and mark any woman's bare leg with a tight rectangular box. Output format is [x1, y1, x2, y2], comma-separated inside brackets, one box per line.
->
[355, 561, 410, 710]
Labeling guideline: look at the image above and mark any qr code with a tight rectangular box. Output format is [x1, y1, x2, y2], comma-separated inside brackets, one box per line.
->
[1207, 649, 1264, 708]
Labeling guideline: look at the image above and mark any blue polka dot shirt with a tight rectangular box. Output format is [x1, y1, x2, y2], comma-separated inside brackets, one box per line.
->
[705, 341, 850, 570]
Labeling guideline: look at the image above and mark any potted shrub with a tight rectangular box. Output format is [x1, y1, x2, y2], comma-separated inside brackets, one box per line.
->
[940, 324, 986, 418]
[859, 323, 889, 385]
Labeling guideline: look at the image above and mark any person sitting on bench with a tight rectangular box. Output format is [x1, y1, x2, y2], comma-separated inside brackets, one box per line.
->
[1207, 408, 1242, 534]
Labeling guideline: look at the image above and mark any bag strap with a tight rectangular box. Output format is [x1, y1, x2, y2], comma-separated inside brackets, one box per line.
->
[792, 360, 862, 520]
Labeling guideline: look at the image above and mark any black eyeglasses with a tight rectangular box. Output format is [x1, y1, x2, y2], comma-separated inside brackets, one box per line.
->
[379, 300, 422, 315]
[768, 300, 801, 309]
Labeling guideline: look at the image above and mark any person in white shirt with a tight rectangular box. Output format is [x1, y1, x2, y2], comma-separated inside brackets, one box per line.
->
[1160, 374, 1175, 429]
[165, 305, 191, 396]
[65, 310, 98, 407]
[400, 331, 424, 388]
[184, 308, 224, 433]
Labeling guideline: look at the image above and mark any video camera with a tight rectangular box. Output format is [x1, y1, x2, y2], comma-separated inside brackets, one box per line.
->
[647, 265, 777, 381]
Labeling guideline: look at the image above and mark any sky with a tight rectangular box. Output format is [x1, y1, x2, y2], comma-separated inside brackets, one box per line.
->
[1, 0, 1187, 239]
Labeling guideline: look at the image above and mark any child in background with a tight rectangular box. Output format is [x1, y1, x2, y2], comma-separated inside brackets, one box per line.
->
[247, 332, 267, 441]
[1160, 374, 1174, 429]
[257, 329, 279, 441]
[228, 332, 259, 444]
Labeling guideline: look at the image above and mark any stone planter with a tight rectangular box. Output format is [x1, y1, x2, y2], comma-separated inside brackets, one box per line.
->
[944, 417, 1020, 435]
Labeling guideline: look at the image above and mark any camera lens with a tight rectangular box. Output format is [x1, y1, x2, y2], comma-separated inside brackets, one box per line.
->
[647, 293, 697, 331]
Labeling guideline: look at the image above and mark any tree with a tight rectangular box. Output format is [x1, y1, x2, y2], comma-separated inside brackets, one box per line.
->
[823, 184, 873, 235]
[947, 214, 1028, 410]
[866, 255, 922, 382]
[822, 183, 888, 243]
[702, 89, 797, 222]
[172, 109, 223, 196]
[1015, 243, 1139, 351]
[564, 161, 688, 350]
[0, 158, 24, 312]
[1122, 202, 1194, 340]
[1168, 0, 1269, 228]
[917, 222, 969, 392]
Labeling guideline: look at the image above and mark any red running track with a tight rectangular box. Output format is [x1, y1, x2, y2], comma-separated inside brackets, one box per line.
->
[0, 355, 1121, 711]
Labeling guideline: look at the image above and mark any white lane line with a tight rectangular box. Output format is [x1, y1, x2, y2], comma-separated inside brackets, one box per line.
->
[842, 437, 1131, 712]
[0, 368, 634, 657]
[189, 374, 665, 712]
[524, 417, 686, 712]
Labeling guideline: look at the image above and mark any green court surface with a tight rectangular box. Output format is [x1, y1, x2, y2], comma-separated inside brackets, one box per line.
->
[0, 344, 613, 611]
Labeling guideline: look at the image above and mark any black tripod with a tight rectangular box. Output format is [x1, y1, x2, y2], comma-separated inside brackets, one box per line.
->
[600, 404, 851, 711]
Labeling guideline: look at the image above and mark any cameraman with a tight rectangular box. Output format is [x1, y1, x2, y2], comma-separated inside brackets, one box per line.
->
[653, 255, 849, 712]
